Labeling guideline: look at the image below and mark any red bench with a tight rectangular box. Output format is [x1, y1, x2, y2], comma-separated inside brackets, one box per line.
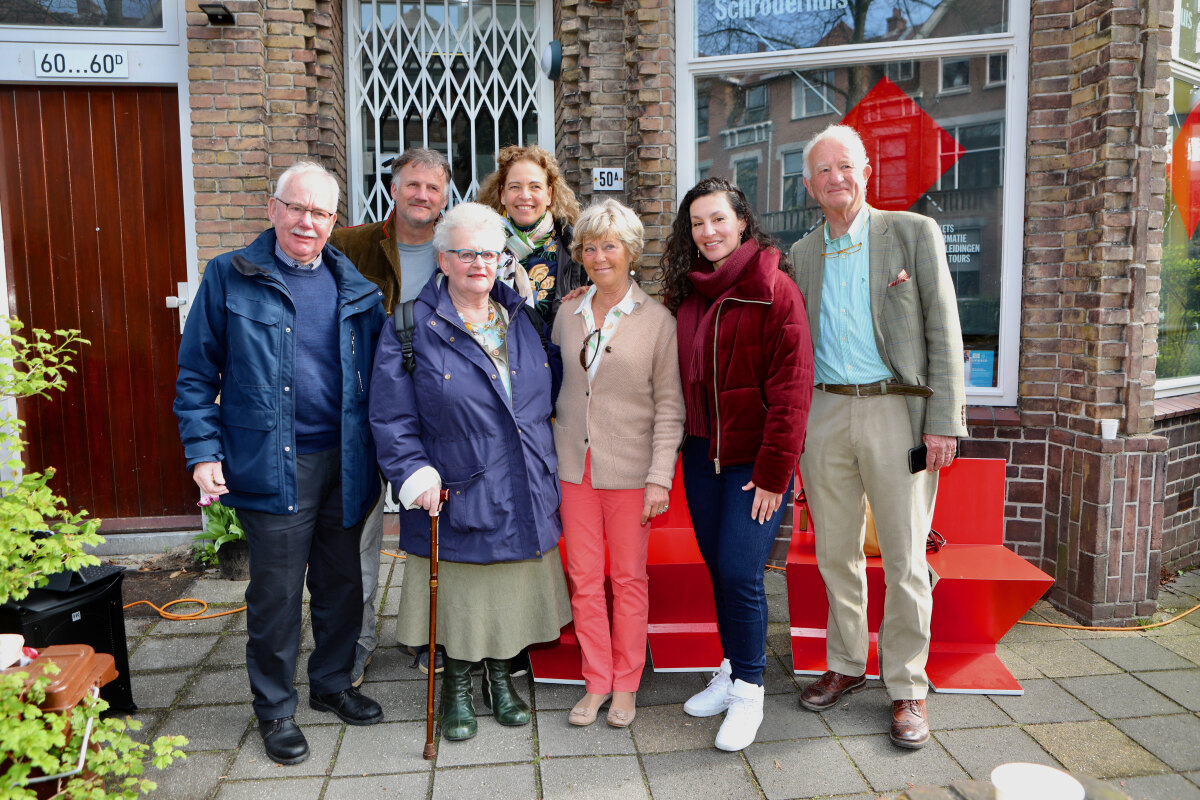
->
[786, 458, 1054, 694]
[529, 459, 723, 683]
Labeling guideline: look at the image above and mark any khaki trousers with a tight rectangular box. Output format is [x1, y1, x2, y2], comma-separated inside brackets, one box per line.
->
[798, 389, 938, 700]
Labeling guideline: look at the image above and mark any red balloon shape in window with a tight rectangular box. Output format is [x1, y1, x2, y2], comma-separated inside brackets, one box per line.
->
[1170, 104, 1200, 237]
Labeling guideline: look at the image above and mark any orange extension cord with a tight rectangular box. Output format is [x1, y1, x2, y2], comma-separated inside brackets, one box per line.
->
[124, 553, 1199, 632]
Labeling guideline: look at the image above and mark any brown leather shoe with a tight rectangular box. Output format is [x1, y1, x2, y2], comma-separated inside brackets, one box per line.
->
[889, 699, 929, 749]
[799, 670, 867, 711]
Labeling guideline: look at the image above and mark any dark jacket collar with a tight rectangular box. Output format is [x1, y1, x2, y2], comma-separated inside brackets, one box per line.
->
[233, 228, 382, 304]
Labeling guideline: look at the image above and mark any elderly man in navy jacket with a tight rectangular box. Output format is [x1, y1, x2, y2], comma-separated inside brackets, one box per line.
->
[175, 161, 387, 765]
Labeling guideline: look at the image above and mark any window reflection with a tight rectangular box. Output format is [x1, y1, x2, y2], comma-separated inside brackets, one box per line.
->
[695, 53, 1007, 386]
[0, 0, 162, 27]
[1162, 78, 1200, 381]
[695, 0, 1007, 58]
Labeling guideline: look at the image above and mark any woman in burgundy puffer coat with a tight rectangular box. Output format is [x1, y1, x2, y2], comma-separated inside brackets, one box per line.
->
[660, 177, 813, 752]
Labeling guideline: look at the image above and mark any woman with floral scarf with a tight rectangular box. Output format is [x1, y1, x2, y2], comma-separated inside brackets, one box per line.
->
[478, 145, 586, 328]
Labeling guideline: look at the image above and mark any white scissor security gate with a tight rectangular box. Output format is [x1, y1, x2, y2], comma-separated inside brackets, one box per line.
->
[347, 0, 550, 224]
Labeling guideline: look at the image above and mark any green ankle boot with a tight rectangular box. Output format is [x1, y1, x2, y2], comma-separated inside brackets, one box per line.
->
[482, 658, 532, 726]
[440, 656, 477, 741]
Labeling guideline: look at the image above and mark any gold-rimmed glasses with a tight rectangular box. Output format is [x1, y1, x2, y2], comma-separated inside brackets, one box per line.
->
[824, 242, 863, 258]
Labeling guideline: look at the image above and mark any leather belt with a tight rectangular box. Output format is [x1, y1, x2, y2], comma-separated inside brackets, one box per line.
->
[816, 381, 933, 398]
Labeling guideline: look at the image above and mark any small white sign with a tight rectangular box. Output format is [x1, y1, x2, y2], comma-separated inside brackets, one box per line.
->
[35, 48, 130, 79]
[592, 167, 624, 191]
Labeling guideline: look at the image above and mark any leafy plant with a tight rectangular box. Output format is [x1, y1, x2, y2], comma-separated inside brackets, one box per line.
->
[191, 497, 244, 566]
[0, 318, 187, 798]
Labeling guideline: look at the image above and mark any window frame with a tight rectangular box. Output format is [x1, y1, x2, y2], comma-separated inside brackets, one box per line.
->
[790, 68, 836, 120]
[676, 0, 1029, 406]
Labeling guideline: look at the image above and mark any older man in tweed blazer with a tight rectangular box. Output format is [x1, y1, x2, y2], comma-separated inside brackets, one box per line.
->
[789, 124, 966, 749]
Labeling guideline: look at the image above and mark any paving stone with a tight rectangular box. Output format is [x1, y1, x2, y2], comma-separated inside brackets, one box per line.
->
[1077, 774, 1140, 800]
[129, 634, 220, 671]
[816, 684, 893, 736]
[1004, 640, 1122, 678]
[207, 633, 251, 666]
[1113, 773, 1200, 800]
[536, 710, 637, 757]
[627, 703, 721, 753]
[380, 584, 403, 616]
[215, 777, 325, 800]
[532, 680, 588, 711]
[1024, 721, 1169, 779]
[359, 643, 421, 684]
[992, 679, 1100, 724]
[150, 750, 231, 800]
[540, 753, 650, 800]
[1082, 637, 1195, 672]
[1157, 635, 1200, 667]
[745, 738, 869, 799]
[184, 579, 248, 604]
[120, 710, 163, 744]
[1141, 617, 1198, 639]
[332, 720, 431, 775]
[642, 747, 759, 800]
[839, 733, 968, 793]
[354, 678, 427, 723]
[923, 692, 1011, 730]
[324, 772, 431, 799]
[637, 663, 711, 706]
[1059, 673, 1186, 718]
[1133, 669, 1200, 711]
[1113, 714, 1200, 771]
[763, 653, 801, 696]
[934, 726, 1061, 779]
[430, 763, 537, 800]
[1186, 771, 1200, 788]
[130, 669, 192, 709]
[754, 691, 830, 741]
[179, 666, 254, 706]
[433, 716, 534, 767]
[148, 611, 232, 635]
[228, 723, 341, 778]
[160, 704, 254, 751]
[1169, 574, 1200, 600]
[994, 643, 1044, 680]
[1000, 612, 1075, 643]
[126, 617, 157, 638]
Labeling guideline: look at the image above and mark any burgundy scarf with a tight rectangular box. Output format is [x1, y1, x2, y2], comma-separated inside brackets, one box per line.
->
[675, 240, 760, 438]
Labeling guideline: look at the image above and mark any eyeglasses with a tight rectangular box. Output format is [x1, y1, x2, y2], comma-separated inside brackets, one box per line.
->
[579, 328, 602, 370]
[445, 248, 502, 264]
[824, 242, 863, 259]
[276, 199, 335, 225]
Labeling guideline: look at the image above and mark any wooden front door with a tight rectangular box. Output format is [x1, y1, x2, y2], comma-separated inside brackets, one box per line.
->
[0, 84, 195, 526]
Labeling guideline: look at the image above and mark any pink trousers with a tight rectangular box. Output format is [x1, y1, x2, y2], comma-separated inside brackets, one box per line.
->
[560, 456, 650, 693]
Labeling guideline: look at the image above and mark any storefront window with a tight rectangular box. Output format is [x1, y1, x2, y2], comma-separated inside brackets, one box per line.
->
[694, 53, 1008, 387]
[694, 0, 1007, 58]
[1162, 76, 1200, 383]
[0, 1, 162, 28]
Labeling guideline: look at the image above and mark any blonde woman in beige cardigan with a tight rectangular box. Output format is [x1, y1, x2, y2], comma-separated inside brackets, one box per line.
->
[551, 199, 685, 729]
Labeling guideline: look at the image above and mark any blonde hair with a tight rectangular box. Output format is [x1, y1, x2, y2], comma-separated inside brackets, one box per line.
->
[477, 145, 581, 226]
[570, 199, 644, 264]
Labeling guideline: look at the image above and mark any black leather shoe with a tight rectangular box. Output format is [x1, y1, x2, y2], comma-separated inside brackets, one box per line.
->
[258, 716, 309, 765]
[309, 687, 384, 725]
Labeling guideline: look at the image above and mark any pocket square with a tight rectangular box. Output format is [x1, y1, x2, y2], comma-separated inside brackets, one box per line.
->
[888, 269, 910, 288]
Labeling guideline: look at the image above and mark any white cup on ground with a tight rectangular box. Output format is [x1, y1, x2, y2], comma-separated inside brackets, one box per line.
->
[1100, 418, 1118, 440]
[991, 762, 1084, 800]
[0, 633, 23, 669]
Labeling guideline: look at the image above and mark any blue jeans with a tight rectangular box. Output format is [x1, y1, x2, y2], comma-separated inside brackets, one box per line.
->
[682, 437, 792, 686]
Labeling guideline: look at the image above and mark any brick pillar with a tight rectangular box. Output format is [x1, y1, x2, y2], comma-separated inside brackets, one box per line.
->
[187, 0, 347, 268]
[1020, 0, 1170, 624]
[556, 0, 676, 278]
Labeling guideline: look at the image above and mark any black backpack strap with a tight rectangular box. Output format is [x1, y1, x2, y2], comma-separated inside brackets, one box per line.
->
[519, 303, 550, 355]
[393, 300, 417, 374]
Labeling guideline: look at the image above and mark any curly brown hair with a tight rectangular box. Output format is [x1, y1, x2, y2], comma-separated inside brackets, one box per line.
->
[658, 177, 793, 313]
[476, 145, 581, 227]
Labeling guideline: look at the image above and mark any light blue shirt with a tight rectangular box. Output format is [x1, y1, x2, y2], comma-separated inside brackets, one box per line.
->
[813, 208, 893, 385]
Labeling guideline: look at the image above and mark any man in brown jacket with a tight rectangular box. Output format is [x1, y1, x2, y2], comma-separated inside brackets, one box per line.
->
[329, 148, 450, 683]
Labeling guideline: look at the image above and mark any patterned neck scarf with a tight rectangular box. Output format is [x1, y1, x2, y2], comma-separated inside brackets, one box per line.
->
[505, 212, 555, 261]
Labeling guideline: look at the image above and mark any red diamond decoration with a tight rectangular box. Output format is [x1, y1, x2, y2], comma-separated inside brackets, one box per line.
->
[1170, 103, 1200, 237]
[840, 77, 962, 211]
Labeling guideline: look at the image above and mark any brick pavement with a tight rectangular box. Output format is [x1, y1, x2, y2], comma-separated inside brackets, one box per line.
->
[118, 545, 1200, 799]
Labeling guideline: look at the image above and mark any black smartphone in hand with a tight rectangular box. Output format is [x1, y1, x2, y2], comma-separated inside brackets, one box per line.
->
[908, 444, 928, 474]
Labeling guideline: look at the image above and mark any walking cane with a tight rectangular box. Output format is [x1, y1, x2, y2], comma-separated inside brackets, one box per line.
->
[423, 489, 450, 759]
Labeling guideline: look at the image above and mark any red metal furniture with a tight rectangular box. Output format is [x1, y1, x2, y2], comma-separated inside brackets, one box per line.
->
[786, 458, 1054, 694]
[529, 459, 723, 682]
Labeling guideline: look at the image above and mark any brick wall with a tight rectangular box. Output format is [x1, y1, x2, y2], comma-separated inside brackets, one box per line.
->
[1157, 408, 1200, 572]
[186, 0, 347, 269]
[556, 0, 676, 281]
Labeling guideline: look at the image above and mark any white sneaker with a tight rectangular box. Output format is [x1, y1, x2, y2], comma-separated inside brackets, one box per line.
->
[714, 679, 764, 752]
[684, 658, 733, 717]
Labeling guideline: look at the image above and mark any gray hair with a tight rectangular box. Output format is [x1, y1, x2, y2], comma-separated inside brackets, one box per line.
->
[391, 147, 452, 183]
[570, 199, 645, 264]
[802, 124, 869, 181]
[275, 161, 340, 209]
[432, 202, 507, 253]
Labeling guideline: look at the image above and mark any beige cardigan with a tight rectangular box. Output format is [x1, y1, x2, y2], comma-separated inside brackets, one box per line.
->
[551, 283, 685, 490]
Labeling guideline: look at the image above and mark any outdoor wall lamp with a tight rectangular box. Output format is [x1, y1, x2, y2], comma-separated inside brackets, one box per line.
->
[198, 3, 235, 24]
[540, 40, 562, 80]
